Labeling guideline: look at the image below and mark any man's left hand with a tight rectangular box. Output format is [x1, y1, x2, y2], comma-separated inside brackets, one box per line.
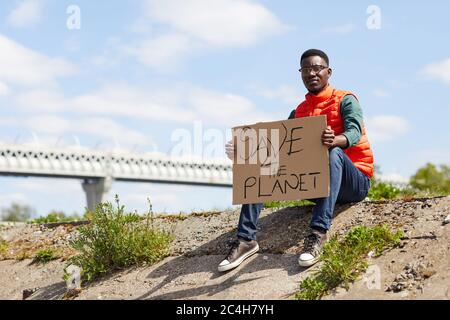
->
[322, 126, 335, 148]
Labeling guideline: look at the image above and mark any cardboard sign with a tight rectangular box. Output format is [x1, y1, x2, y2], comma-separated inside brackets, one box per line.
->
[232, 115, 329, 204]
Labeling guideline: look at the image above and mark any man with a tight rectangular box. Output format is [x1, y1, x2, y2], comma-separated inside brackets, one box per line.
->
[218, 49, 374, 272]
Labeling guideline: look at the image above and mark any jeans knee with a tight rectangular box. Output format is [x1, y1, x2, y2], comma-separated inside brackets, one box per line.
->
[329, 147, 344, 165]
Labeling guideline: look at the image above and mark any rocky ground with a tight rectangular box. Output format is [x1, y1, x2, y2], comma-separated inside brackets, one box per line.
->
[0, 196, 449, 300]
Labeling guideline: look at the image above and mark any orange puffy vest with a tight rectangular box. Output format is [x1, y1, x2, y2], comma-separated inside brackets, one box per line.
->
[295, 85, 374, 178]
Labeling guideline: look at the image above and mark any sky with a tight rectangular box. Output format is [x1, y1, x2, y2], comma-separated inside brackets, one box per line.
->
[0, 0, 449, 217]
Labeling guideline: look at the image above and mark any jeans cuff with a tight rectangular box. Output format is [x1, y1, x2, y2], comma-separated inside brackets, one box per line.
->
[237, 231, 256, 241]
[310, 222, 330, 231]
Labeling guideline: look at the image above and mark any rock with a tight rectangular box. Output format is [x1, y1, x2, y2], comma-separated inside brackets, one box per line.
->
[422, 269, 436, 278]
[399, 291, 409, 298]
[387, 282, 408, 292]
[444, 214, 450, 225]
[22, 288, 39, 300]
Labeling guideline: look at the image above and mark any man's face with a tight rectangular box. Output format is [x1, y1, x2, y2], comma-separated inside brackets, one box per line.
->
[300, 56, 332, 94]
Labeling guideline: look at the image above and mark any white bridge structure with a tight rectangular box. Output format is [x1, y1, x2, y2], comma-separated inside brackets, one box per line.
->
[0, 145, 232, 210]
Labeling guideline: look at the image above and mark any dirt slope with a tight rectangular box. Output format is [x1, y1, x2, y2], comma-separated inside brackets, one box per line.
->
[0, 196, 449, 300]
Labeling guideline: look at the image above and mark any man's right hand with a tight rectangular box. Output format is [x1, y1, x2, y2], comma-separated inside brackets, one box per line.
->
[225, 140, 234, 161]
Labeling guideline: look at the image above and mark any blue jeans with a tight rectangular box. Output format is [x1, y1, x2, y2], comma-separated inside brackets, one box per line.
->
[237, 147, 371, 240]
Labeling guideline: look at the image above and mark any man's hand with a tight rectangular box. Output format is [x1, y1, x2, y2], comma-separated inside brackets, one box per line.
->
[322, 126, 350, 149]
[225, 140, 234, 160]
[322, 126, 335, 148]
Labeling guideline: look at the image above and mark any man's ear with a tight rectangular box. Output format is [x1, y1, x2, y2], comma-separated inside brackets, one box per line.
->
[328, 68, 333, 77]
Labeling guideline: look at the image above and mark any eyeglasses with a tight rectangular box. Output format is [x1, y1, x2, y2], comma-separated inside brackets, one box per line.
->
[299, 65, 328, 75]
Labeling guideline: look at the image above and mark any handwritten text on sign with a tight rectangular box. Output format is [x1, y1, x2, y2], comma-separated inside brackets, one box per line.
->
[232, 116, 330, 204]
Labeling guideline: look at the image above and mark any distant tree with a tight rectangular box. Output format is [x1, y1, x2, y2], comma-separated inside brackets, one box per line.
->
[410, 163, 450, 194]
[1, 203, 35, 222]
[30, 210, 82, 224]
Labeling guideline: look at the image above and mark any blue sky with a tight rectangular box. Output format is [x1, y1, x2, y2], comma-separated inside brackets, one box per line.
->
[0, 0, 449, 217]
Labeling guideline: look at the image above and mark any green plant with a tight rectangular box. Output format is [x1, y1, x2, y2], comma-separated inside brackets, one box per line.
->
[30, 211, 82, 224]
[410, 163, 450, 195]
[367, 180, 401, 200]
[295, 225, 403, 300]
[68, 196, 173, 282]
[32, 248, 59, 264]
[0, 239, 8, 255]
[264, 199, 315, 209]
[1, 203, 35, 222]
[367, 163, 450, 201]
[17, 252, 32, 261]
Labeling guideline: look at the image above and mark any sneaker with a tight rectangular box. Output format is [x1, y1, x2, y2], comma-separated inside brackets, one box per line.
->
[298, 229, 327, 267]
[218, 238, 259, 272]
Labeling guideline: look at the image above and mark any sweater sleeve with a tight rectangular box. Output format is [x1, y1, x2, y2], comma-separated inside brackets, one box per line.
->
[287, 109, 296, 120]
[340, 95, 363, 148]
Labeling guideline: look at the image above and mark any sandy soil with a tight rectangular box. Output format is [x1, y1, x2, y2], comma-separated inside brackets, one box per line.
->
[0, 196, 448, 300]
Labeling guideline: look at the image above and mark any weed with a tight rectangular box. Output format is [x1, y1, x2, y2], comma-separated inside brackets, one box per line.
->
[0, 239, 8, 255]
[67, 196, 173, 282]
[264, 199, 315, 209]
[295, 225, 403, 300]
[29, 211, 82, 224]
[32, 248, 59, 264]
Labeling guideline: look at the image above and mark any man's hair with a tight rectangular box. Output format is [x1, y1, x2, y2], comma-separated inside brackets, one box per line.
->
[301, 49, 329, 66]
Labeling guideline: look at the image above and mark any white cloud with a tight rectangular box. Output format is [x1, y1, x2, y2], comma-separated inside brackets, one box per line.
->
[0, 193, 28, 206]
[69, 84, 197, 122]
[15, 83, 277, 128]
[125, 33, 194, 70]
[91, 37, 124, 68]
[144, 0, 288, 47]
[258, 85, 303, 104]
[77, 117, 152, 147]
[421, 58, 450, 84]
[126, 0, 288, 69]
[0, 34, 77, 87]
[378, 172, 409, 184]
[187, 87, 273, 126]
[7, 0, 44, 28]
[128, 17, 153, 34]
[365, 115, 410, 142]
[0, 82, 10, 96]
[25, 115, 72, 135]
[0, 114, 153, 148]
[15, 89, 66, 112]
[322, 23, 356, 35]
[373, 88, 390, 98]
[414, 149, 450, 167]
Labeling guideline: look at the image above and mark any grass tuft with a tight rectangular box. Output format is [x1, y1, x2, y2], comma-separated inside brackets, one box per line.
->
[67, 196, 173, 282]
[0, 239, 8, 255]
[32, 248, 59, 264]
[264, 199, 315, 209]
[295, 224, 404, 300]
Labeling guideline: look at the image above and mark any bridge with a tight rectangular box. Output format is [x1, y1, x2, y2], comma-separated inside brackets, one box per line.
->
[0, 145, 232, 210]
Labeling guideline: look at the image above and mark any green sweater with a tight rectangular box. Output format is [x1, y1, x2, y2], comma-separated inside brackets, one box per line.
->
[288, 95, 363, 148]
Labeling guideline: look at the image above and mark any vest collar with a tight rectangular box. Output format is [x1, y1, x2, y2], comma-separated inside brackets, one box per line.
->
[305, 84, 334, 104]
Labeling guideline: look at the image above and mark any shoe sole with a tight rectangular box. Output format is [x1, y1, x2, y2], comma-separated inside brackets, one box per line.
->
[218, 244, 260, 272]
[298, 256, 319, 267]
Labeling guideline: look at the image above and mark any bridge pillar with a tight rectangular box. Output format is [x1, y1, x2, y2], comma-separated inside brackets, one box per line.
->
[82, 177, 112, 211]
